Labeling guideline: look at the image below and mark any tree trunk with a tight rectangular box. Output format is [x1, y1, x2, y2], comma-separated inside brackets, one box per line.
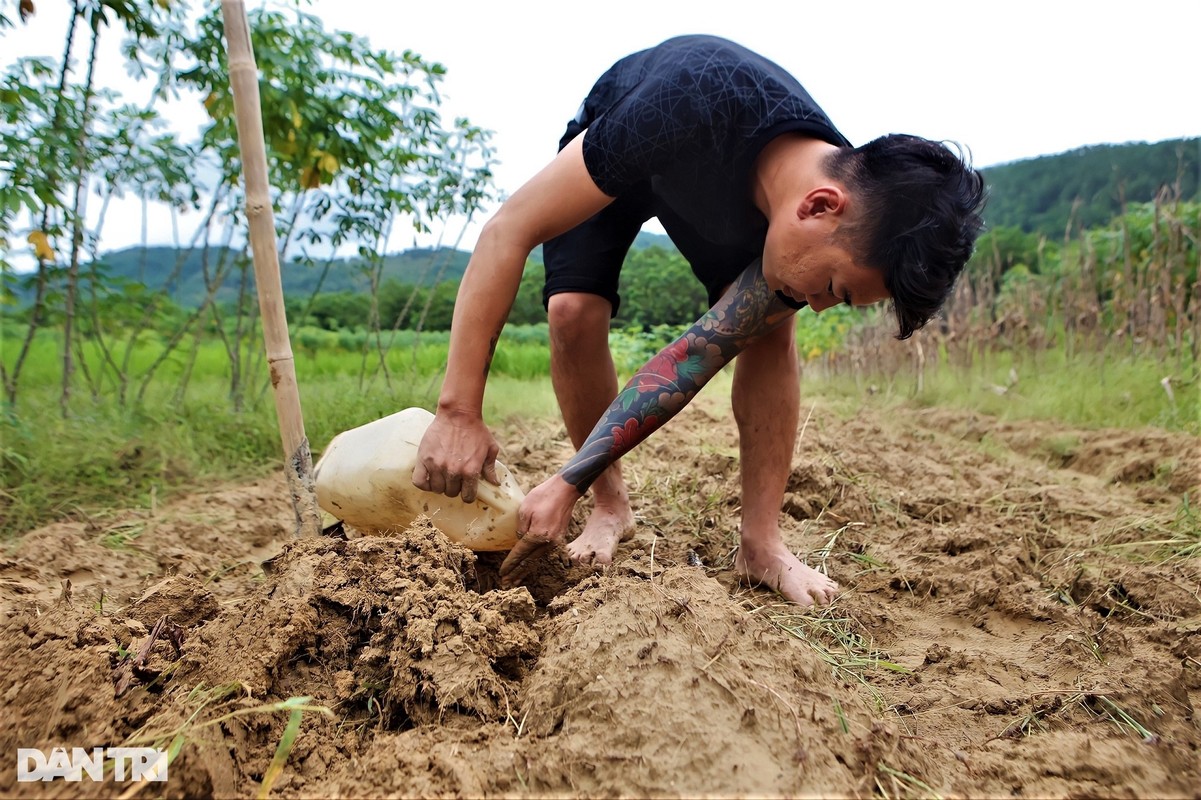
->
[60, 12, 102, 416]
[2, 1, 82, 407]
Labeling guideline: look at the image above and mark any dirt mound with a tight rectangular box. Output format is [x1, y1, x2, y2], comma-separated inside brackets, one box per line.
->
[1, 398, 1198, 797]
[328, 561, 908, 798]
[909, 407, 1199, 495]
[518, 564, 867, 796]
[0, 476, 293, 617]
[1, 601, 152, 780]
[177, 522, 539, 717]
[0, 518, 887, 798]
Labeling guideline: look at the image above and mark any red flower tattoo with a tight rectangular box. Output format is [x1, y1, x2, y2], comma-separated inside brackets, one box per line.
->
[643, 338, 688, 381]
[610, 414, 661, 453]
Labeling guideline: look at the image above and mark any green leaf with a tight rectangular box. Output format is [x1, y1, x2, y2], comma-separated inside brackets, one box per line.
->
[257, 708, 303, 800]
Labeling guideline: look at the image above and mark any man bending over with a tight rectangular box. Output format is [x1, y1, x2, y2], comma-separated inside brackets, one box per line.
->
[414, 34, 986, 606]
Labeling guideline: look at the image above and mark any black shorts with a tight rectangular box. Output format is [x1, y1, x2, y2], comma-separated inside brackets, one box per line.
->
[541, 113, 757, 316]
[542, 185, 655, 318]
[543, 195, 758, 316]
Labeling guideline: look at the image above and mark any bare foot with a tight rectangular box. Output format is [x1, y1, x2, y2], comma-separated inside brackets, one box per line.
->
[566, 505, 635, 568]
[735, 540, 839, 607]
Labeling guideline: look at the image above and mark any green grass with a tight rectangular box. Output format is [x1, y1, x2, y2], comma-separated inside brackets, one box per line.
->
[0, 328, 558, 537]
[1093, 492, 1201, 563]
[757, 602, 910, 712]
[997, 692, 1157, 743]
[811, 345, 1197, 434]
[2, 322, 1193, 538]
[0, 372, 559, 537]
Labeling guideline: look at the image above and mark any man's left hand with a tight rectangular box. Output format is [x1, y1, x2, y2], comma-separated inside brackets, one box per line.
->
[500, 474, 583, 587]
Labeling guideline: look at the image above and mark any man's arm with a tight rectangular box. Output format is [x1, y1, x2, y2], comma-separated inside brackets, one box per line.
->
[562, 257, 795, 490]
[500, 257, 797, 582]
[414, 134, 613, 502]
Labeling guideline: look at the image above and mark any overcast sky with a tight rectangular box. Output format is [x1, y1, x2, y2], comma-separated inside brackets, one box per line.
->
[4, 0, 1199, 260]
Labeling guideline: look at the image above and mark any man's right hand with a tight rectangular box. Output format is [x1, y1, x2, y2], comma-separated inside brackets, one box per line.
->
[412, 410, 501, 504]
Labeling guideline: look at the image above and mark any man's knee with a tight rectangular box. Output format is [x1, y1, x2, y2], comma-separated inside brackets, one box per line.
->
[746, 316, 798, 359]
[547, 293, 612, 348]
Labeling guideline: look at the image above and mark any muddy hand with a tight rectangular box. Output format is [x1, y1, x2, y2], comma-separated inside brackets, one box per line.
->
[499, 475, 582, 587]
[499, 533, 559, 587]
[412, 410, 500, 503]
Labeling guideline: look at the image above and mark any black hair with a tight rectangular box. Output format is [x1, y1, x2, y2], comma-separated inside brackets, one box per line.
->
[825, 134, 987, 339]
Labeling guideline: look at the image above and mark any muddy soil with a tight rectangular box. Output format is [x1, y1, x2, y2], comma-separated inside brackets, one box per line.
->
[1, 395, 1198, 798]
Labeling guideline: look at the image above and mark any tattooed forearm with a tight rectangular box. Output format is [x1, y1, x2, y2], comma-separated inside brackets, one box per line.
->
[560, 259, 795, 493]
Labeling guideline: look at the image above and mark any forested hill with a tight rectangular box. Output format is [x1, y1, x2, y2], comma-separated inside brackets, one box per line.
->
[67, 137, 1199, 307]
[979, 137, 1198, 237]
[92, 246, 472, 307]
[87, 232, 673, 307]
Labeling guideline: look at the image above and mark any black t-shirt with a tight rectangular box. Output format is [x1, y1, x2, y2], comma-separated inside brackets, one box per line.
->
[578, 35, 850, 264]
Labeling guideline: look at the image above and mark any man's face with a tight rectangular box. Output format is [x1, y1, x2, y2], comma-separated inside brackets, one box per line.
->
[765, 237, 890, 313]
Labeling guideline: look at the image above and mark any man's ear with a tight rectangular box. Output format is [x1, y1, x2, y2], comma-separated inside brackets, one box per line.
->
[796, 185, 849, 220]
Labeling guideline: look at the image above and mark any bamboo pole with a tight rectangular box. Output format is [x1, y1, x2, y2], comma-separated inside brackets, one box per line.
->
[220, 1, 321, 538]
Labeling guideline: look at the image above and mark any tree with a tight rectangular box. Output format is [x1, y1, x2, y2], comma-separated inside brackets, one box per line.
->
[0, 0, 194, 408]
[306, 291, 371, 331]
[0, 0, 497, 409]
[508, 262, 548, 327]
[615, 245, 708, 328]
[178, 2, 495, 395]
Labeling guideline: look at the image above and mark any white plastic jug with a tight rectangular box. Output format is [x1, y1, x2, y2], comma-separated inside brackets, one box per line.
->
[313, 407, 524, 551]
